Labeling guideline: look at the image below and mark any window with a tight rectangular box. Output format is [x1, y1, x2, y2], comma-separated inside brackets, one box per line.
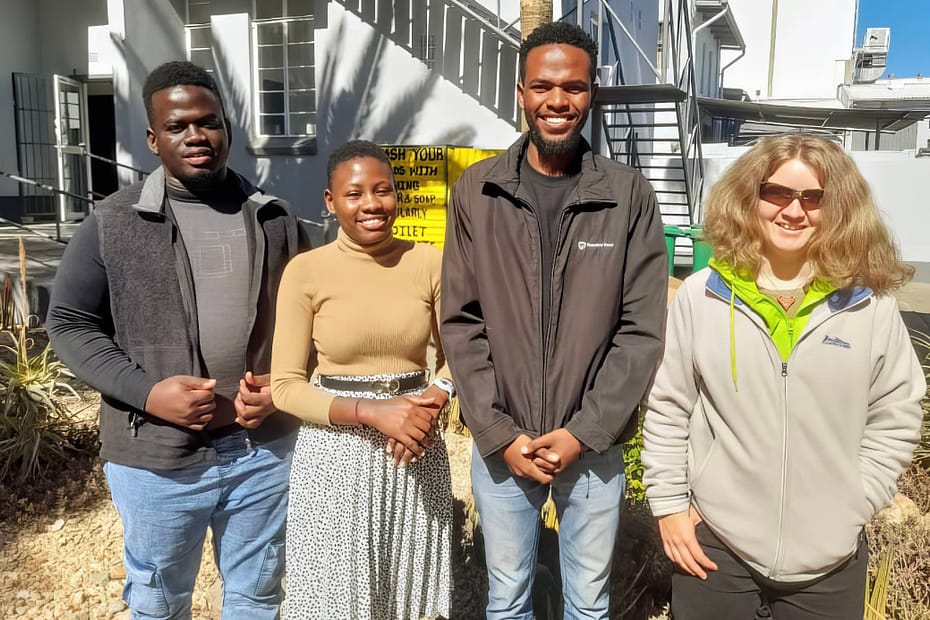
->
[252, 0, 316, 137]
[182, 1, 318, 153]
[186, 25, 214, 72]
[187, 0, 211, 25]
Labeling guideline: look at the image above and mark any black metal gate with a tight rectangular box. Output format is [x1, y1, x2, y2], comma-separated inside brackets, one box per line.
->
[12, 73, 57, 221]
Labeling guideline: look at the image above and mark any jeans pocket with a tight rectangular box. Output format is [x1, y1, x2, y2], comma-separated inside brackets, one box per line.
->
[124, 562, 170, 617]
[254, 539, 285, 598]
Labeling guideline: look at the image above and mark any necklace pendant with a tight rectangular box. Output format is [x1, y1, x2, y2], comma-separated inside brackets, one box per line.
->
[776, 295, 796, 311]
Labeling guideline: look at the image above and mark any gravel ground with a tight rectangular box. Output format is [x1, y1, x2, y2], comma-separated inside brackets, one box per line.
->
[0, 396, 482, 619]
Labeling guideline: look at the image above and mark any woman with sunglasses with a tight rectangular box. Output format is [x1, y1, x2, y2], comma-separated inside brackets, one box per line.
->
[642, 134, 925, 618]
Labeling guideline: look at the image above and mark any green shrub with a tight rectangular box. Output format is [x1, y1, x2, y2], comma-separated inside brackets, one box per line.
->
[0, 329, 82, 482]
[623, 411, 647, 505]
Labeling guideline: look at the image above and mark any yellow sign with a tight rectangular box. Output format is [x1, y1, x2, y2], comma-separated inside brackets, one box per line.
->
[384, 145, 502, 248]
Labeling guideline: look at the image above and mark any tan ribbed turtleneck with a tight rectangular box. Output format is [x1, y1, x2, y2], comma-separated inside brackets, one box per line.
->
[271, 229, 450, 424]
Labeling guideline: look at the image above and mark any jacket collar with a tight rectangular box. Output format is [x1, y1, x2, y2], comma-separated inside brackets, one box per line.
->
[479, 134, 617, 204]
[132, 166, 274, 215]
[705, 269, 872, 312]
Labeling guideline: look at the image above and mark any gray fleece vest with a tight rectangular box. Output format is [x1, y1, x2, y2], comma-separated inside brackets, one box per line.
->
[95, 172, 302, 469]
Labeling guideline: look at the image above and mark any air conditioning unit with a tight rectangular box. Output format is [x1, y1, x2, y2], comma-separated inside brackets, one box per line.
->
[853, 27, 890, 83]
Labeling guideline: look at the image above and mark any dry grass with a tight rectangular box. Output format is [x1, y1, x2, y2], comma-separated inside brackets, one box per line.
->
[866, 465, 930, 620]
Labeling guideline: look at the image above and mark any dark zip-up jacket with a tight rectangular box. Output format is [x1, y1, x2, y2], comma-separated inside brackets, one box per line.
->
[46, 167, 309, 469]
[440, 136, 668, 457]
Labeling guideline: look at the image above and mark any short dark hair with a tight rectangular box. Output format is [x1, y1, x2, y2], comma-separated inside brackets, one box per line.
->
[142, 61, 225, 125]
[519, 21, 598, 83]
[326, 140, 392, 186]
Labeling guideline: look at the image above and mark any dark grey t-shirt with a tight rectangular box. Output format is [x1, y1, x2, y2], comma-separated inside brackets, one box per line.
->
[168, 182, 250, 402]
[519, 156, 579, 333]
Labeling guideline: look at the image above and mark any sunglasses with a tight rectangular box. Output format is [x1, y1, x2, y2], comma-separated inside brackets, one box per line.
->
[759, 182, 824, 209]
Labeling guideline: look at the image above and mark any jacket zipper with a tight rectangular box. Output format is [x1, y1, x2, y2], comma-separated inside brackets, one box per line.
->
[541, 207, 572, 432]
[518, 194, 573, 435]
[771, 360, 789, 577]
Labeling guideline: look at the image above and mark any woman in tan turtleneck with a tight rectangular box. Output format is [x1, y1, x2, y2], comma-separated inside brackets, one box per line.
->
[271, 140, 453, 620]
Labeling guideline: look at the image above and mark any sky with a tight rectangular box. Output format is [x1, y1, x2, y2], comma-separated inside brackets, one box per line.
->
[856, 0, 930, 78]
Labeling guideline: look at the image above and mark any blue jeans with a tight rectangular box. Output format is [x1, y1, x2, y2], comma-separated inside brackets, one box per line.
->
[104, 429, 295, 620]
[471, 443, 625, 620]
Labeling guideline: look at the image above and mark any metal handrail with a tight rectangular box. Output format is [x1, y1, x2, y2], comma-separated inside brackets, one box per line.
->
[0, 215, 69, 245]
[0, 170, 94, 204]
[75, 146, 149, 177]
[446, 0, 520, 46]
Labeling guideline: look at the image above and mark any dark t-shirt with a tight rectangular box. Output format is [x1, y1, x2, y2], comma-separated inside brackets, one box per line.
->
[519, 156, 580, 334]
[167, 179, 250, 406]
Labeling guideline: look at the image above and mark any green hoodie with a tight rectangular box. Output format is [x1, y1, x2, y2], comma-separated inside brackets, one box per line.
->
[709, 258, 836, 361]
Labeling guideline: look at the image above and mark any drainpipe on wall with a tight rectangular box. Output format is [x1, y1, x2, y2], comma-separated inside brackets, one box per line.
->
[720, 47, 746, 97]
[692, 2, 731, 97]
[692, 2, 730, 40]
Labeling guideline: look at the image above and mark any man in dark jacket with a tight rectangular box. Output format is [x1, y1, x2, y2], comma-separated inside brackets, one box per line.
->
[440, 23, 667, 618]
[46, 61, 308, 618]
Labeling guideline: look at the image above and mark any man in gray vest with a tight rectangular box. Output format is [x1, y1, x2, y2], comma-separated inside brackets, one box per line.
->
[47, 61, 308, 618]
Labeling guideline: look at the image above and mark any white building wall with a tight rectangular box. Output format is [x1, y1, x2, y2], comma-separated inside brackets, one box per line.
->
[107, 0, 521, 219]
[248, 5, 521, 217]
[721, 0, 856, 101]
[110, 0, 187, 184]
[36, 0, 109, 78]
[0, 1, 40, 201]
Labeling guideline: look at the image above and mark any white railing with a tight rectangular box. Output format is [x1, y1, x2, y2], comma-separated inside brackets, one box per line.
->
[335, 0, 522, 127]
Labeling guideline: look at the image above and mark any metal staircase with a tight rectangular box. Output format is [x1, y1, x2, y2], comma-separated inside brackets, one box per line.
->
[588, 0, 705, 238]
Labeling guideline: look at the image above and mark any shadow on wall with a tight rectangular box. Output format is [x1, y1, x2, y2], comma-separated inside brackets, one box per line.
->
[109, 2, 188, 182]
[316, 16, 480, 150]
[333, 0, 521, 130]
[111, 5, 482, 223]
[216, 13, 479, 223]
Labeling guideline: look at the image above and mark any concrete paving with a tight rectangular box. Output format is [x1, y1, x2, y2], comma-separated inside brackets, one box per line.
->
[0, 223, 78, 322]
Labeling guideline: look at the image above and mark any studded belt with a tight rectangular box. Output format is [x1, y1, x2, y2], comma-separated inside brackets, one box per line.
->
[317, 369, 429, 396]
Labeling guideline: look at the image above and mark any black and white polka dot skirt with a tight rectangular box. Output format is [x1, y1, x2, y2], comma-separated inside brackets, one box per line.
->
[283, 372, 452, 620]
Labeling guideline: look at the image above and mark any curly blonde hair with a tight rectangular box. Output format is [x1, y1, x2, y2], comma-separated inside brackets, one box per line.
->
[703, 134, 913, 293]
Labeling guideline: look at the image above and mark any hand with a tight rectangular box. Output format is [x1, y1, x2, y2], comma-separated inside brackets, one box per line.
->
[419, 385, 449, 421]
[657, 506, 718, 579]
[357, 396, 436, 457]
[145, 375, 216, 430]
[235, 371, 276, 429]
[522, 429, 585, 475]
[502, 434, 554, 484]
[383, 385, 448, 467]
[386, 438, 419, 467]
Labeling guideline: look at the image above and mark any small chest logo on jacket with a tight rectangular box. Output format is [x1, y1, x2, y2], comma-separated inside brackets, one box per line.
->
[822, 335, 852, 349]
[577, 241, 615, 251]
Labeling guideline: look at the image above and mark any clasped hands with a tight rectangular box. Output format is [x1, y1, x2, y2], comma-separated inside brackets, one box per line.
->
[370, 384, 448, 467]
[144, 371, 275, 430]
[503, 429, 586, 484]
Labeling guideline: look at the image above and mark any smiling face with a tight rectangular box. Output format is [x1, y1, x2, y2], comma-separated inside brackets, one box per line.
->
[146, 85, 229, 192]
[758, 158, 824, 267]
[519, 43, 596, 168]
[325, 156, 397, 246]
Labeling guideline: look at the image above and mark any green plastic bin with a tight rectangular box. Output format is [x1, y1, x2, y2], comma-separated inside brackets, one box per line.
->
[686, 224, 712, 272]
[663, 225, 686, 275]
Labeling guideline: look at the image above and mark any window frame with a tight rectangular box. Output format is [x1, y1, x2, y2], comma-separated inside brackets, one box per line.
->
[250, 14, 316, 138]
